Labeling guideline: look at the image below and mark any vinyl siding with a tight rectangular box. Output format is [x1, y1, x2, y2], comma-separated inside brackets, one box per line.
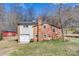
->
[19, 25, 33, 40]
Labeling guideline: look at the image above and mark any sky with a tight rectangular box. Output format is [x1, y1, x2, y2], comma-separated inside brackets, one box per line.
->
[3, 3, 79, 16]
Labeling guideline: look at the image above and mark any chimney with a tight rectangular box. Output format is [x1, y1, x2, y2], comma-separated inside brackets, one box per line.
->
[37, 16, 43, 41]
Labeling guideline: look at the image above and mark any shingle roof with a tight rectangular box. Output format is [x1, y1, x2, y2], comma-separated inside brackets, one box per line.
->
[18, 17, 61, 29]
[2, 29, 16, 32]
[18, 21, 36, 25]
[42, 18, 61, 29]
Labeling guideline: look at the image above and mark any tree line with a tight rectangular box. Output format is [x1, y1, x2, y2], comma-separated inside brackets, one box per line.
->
[0, 3, 79, 35]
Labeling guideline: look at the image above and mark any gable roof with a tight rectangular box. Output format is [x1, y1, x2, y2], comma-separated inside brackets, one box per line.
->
[33, 20, 61, 29]
[42, 17, 61, 29]
[18, 16, 61, 29]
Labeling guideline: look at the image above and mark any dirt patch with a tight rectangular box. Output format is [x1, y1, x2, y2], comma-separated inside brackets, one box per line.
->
[0, 40, 18, 56]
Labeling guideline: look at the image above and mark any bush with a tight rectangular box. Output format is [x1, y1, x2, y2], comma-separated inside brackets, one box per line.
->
[0, 35, 2, 40]
[73, 30, 79, 34]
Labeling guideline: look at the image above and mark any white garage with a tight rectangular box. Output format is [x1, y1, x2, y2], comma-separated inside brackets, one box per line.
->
[20, 34, 30, 43]
[18, 21, 35, 44]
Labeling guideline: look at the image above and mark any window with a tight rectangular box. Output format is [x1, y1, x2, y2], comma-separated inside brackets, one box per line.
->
[26, 25, 28, 27]
[44, 34, 47, 38]
[44, 25, 46, 28]
[53, 28, 55, 32]
[35, 35, 38, 37]
[23, 25, 28, 28]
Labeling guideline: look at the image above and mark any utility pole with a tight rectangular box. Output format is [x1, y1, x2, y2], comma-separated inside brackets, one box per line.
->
[58, 4, 64, 40]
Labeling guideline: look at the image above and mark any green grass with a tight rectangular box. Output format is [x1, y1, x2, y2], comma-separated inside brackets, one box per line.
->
[10, 39, 79, 56]
[0, 36, 2, 40]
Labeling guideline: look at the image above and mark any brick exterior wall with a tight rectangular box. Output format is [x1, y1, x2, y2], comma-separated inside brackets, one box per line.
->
[32, 17, 62, 41]
[32, 17, 43, 41]
[32, 26, 37, 41]
[37, 17, 43, 41]
[43, 24, 52, 40]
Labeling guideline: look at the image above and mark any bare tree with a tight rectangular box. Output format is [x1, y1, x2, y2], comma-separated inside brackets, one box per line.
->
[0, 4, 5, 34]
[25, 6, 35, 21]
[41, 5, 50, 21]
[9, 3, 23, 30]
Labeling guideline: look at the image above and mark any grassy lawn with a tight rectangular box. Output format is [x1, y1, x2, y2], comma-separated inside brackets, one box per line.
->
[10, 39, 79, 56]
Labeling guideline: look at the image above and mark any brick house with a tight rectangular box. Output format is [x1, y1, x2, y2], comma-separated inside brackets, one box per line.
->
[32, 17, 62, 41]
[17, 16, 62, 43]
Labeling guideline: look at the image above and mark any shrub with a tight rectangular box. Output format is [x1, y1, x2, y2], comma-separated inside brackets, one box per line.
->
[0, 35, 2, 40]
[73, 30, 79, 34]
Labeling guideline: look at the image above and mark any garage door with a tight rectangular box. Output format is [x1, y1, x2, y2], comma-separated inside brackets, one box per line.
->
[20, 34, 30, 43]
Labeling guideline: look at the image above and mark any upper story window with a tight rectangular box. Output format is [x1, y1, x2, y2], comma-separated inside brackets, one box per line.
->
[52, 27, 55, 32]
[43, 25, 46, 28]
[53, 28, 55, 32]
[23, 25, 28, 28]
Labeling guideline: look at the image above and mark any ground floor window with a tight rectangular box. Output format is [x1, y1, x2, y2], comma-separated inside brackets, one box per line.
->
[34, 34, 38, 37]
[44, 34, 47, 38]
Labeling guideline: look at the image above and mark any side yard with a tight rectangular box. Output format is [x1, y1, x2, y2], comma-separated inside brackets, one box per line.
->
[10, 38, 79, 56]
[0, 40, 19, 56]
[0, 38, 79, 56]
